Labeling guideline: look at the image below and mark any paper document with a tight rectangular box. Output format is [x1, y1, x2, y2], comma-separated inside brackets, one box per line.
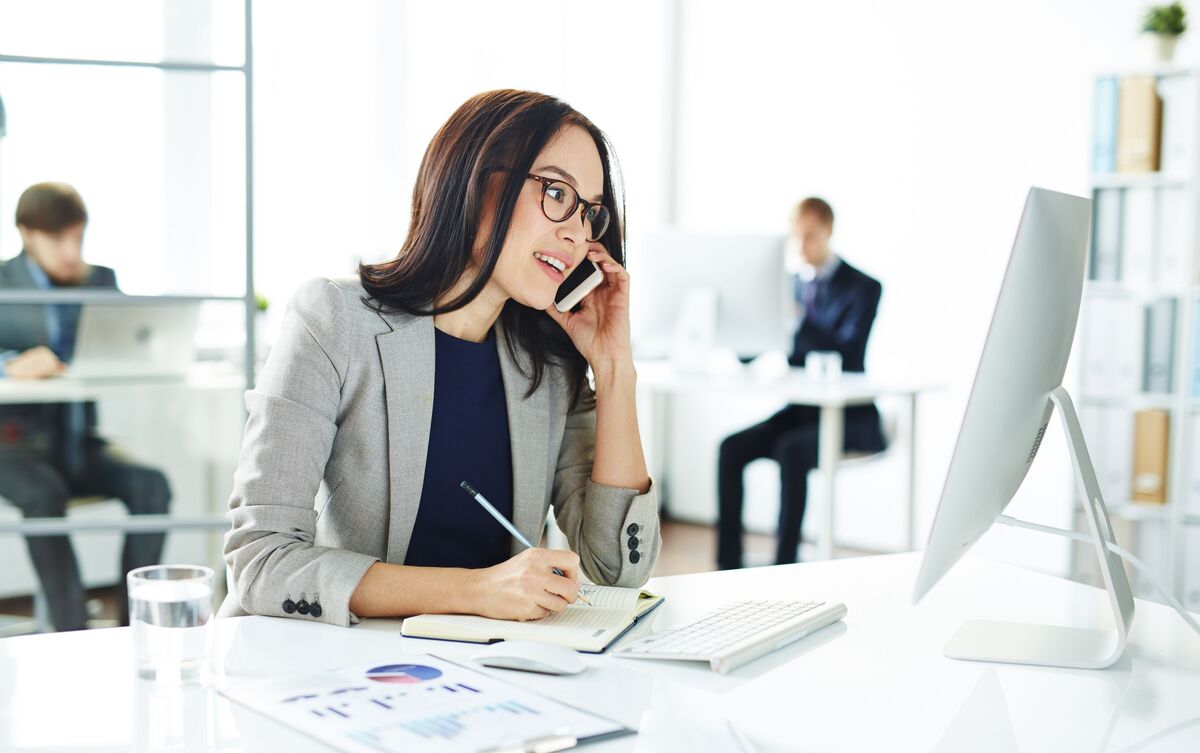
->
[220, 654, 629, 753]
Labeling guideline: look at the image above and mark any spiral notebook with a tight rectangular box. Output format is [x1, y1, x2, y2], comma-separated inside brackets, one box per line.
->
[400, 584, 665, 653]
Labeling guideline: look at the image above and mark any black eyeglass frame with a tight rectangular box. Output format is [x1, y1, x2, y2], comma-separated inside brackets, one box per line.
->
[526, 173, 610, 242]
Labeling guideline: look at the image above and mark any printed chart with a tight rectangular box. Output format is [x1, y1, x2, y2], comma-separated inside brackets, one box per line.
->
[222, 654, 627, 753]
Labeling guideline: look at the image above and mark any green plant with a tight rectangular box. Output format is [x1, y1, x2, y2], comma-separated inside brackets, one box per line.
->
[1143, 2, 1187, 36]
[255, 293, 269, 313]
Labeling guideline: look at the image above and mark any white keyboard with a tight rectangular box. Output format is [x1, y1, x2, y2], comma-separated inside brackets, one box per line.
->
[612, 599, 847, 674]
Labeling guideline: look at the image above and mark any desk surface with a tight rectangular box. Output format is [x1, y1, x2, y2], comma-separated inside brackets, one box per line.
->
[635, 360, 933, 406]
[2, 553, 1198, 753]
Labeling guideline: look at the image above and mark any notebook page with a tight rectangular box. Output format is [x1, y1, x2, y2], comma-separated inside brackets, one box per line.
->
[576, 584, 642, 610]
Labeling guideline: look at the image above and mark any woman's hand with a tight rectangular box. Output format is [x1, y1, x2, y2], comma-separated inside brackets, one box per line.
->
[545, 243, 633, 376]
[470, 548, 581, 621]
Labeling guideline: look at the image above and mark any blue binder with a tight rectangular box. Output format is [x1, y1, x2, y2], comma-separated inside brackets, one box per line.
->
[1093, 77, 1119, 174]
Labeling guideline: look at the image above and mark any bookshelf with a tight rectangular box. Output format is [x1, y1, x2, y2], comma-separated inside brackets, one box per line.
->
[1077, 68, 1200, 609]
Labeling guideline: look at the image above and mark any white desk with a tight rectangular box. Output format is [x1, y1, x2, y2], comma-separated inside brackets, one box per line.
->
[637, 360, 935, 559]
[3, 553, 1198, 752]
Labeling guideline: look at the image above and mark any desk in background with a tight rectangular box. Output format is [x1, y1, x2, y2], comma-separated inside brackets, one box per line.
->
[637, 360, 935, 559]
[3, 553, 1198, 752]
[0, 369, 246, 611]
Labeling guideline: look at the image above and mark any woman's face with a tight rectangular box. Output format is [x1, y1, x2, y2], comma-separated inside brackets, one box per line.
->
[484, 124, 606, 311]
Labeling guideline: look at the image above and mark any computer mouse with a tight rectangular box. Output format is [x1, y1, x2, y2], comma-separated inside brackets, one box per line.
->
[470, 640, 587, 676]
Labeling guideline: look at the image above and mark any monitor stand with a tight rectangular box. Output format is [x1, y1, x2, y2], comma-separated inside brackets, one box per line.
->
[942, 385, 1135, 669]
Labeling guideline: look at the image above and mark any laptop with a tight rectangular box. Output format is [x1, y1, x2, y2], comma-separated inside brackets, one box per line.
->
[65, 303, 201, 380]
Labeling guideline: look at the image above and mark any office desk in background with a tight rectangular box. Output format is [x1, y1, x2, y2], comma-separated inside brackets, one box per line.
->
[0, 369, 247, 611]
[2, 553, 1198, 752]
[637, 360, 935, 559]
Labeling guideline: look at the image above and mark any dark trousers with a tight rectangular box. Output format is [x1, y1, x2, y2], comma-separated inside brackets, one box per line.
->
[716, 405, 828, 570]
[0, 441, 171, 631]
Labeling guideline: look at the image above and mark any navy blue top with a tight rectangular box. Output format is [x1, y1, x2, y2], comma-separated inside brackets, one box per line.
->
[404, 328, 514, 569]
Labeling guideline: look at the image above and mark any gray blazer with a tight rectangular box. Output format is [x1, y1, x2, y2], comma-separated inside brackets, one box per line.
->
[219, 277, 661, 627]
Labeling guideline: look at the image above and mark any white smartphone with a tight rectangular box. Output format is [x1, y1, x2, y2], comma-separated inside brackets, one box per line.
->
[554, 259, 604, 312]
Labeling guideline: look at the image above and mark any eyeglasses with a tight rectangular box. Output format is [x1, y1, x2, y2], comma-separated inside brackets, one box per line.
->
[526, 174, 610, 242]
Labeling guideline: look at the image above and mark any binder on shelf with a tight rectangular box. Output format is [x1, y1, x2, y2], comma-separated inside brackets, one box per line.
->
[1122, 187, 1157, 287]
[1093, 76, 1119, 173]
[1185, 526, 1200, 611]
[1154, 188, 1187, 286]
[1081, 294, 1143, 395]
[1189, 413, 1200, 510]
[1142, 297, 1177, 393]
[1132, 409, 1170, 504]
[1090, 188, 1123, 281]
[1193, 302, 1200, 397]
[1080, 406, 1134, 505]
[1117, 75, 1163, 173]
[1158, 75, 1195, 176]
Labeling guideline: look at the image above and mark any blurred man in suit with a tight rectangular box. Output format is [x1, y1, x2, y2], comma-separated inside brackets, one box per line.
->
[717, 197, 884, 569]
[0, 182, 171, 631]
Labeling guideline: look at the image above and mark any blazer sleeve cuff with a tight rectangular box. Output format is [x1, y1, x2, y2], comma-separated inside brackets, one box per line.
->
[583, 477, 661, 587]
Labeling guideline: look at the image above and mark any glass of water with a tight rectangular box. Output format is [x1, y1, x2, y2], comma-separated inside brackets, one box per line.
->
[128, 565, 214, 684]
[805, 350, 843, 381]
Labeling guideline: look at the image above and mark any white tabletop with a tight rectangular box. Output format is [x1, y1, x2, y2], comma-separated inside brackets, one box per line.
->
[635, 360, 932, 406]
[2, 553, 1198, 753]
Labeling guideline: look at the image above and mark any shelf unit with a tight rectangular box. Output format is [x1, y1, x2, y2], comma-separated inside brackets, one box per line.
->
[1077, 68, 1200, 606]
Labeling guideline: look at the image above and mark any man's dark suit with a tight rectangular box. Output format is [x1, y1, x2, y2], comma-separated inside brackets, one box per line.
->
[0, 252, 171, 631]
[717, 258, 884, 569]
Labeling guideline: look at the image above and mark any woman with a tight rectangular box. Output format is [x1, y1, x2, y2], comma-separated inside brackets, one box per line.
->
[219, 90, 660, 627]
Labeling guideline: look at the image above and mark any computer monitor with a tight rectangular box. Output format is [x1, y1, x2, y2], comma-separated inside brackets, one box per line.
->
[628, 232, 792, 360]
[911, 187, 1135, 670]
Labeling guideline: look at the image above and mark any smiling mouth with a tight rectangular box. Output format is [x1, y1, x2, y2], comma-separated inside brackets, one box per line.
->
[534, 252, 568, 274]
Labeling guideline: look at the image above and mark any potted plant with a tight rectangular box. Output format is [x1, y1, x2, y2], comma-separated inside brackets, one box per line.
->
[1141, 2, 1187, 63]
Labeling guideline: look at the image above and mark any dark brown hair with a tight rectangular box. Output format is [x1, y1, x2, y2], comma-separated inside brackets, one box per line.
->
[359, 89, 625, 407]
[795, 196, 834, 227]
[15, 182, 88, 232]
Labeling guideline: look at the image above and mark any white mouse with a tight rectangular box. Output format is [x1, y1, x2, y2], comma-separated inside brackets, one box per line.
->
[471, 640, 587, 676]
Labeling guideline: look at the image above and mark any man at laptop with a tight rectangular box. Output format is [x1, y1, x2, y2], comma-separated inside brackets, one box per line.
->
[0, 182, 171, 631]
[716, 197, 885, 570]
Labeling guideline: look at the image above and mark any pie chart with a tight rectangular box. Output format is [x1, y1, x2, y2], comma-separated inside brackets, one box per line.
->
[365, 664, 443, 684]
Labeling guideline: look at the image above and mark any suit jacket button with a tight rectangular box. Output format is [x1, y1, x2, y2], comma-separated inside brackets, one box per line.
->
[296, 599, 310, 615]
[629, 550, 641, 564]
[628, 536, 639, 550]
[282, 599, 297, 614]
[626, 523, 639, 536]
[309, 602, 323, 619]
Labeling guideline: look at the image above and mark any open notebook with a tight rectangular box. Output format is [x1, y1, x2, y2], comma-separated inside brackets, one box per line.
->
[400, 583, 665, 653]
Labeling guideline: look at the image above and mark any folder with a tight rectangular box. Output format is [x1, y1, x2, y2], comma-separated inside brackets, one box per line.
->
[1093, 76, 1119, 173]
[1117, 75, 1163, 173]
[1158, 75, 1194, 176]
[1193, 302, 1200, 397]
[1121, 187, 1157, 287]
[1132, 409, 1170, 504]
[1155, 188, 1187, 286]
[1079, 406, 1133, 505]
[1142, 297, 1177, 394]
[1089, 188, 1123, 281]
[1094, 76, 1118, 175]
[1080, 295, 1143, 395]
